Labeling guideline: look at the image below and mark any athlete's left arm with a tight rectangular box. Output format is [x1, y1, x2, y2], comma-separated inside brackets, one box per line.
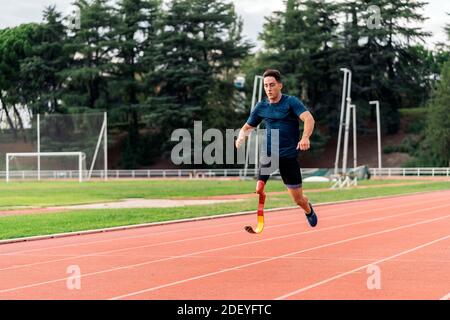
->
[297, 111, 315, 151]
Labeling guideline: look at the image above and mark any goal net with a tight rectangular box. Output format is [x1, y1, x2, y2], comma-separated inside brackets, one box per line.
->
[1, 111, 107, 182]
[6, 152, 87, 182]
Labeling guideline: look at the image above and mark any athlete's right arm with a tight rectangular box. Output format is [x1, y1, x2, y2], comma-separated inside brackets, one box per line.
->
[235, 123, 255, 149]
[237, 102, 262, 148]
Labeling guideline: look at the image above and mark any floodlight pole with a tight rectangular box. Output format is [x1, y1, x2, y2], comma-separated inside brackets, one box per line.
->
[342, 103, 354, 175]
[37, 113, 40, 181]
[352, 103, 357, 169]
[370, 101, 382, 170]
[104, 112, 108, 180]
[79, 153, 82, 183]
[335, 68, 352, 175]
[6, 154, 9, 182]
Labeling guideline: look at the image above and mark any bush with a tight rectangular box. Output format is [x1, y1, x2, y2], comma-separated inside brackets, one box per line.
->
[383, 136, 420, 155]
[405, 119, 426, 134]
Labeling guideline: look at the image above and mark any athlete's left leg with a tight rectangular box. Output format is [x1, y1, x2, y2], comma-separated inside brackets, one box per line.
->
[286, 187, 310, 213]
[287, 186, 317, 227]
[280, 157, 318, 227]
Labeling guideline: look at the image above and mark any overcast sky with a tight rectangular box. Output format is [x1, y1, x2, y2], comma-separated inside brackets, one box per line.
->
[0, 0, 448, 51]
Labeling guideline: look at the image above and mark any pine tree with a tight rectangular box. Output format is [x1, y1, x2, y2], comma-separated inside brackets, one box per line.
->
[422, 61, 450, 166]
[258, 0, 338, 152]
[61, 0, 117, 110]
[146, 0, 251, 152]
[338, 0, 431, 133]
[110, 0, 163, 168]
[0, 24, 38, 138]
[20, 6, 70, 114]
[417, 16, 450, 166]
[110, 0, 162, 108]
[446, 13, 450, 40]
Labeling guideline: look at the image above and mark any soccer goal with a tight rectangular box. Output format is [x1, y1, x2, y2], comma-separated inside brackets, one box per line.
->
[6, 152, 87, 182]
[1, 112, 107, 182]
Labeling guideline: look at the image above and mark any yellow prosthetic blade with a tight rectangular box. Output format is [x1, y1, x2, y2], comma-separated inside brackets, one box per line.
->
[245, 193, 266, 234]
[245, 215, 264, 234]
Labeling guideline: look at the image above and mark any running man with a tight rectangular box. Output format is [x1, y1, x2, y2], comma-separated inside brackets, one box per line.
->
[235, 69, 318, 227]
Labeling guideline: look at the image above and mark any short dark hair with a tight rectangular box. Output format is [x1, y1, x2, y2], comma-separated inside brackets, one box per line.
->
[263, 69, 282, 83]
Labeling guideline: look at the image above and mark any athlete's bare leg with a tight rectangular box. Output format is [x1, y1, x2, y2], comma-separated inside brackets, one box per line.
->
[287, 187, 311, 214]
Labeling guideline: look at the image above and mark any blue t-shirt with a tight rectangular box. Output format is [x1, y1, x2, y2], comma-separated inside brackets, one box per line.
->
[246, 94, 308, 159]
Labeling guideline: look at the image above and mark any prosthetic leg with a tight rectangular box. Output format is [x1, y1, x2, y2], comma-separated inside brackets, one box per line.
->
[245, 180, 266, 234]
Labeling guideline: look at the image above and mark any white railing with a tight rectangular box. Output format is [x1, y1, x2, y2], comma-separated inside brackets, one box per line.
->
[0, 169, 258, 180]
[370, 167, 450, 177]
[0, 168, 314, 180]
[0, 167, 449, 181]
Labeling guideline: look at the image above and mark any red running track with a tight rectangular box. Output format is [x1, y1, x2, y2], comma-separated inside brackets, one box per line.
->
[0, 190, 449, 300]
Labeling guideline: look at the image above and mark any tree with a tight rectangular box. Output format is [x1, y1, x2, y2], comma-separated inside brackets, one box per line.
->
[19, 6, 70, 114]
[414, 15, 450, 166]
[445, 13, 450, 41]
[259, 0, 339, 103]
[109, 0, 163, 168]
[258, 0, 338, 153]
[0, 24, 39, 138]
[421, 61, 450, 166]
[337, 0, 431, 133]
[110, 0, 162, 108]
[61, 0, 117, 110]
[146, 0, 251, 154]
[395, 45, 440, 108]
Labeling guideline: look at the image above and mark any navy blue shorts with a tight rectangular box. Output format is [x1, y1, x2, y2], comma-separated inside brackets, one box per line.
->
[257, 157, 302, 189]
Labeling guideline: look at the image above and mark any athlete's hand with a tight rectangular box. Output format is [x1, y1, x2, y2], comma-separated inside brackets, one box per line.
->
[235, 129, 247, 149]
[297, 137, 310, 151]
[235, 136, 245, 149]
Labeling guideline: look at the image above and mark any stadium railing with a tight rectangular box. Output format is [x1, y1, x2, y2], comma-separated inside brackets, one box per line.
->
[0, 167, 449, 181]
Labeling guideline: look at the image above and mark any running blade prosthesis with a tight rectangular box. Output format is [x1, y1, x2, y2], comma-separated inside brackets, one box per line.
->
[245, 192, 266, 234]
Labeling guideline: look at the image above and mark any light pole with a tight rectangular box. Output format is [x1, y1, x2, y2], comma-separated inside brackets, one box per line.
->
[342, 103, 356, 175]
[335, 68, 352, 175]
[352, 103, 357, 170]
[369, 101, 382, 170]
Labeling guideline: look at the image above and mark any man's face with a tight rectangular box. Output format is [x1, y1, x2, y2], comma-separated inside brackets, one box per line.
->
[264, 76, 282, 100]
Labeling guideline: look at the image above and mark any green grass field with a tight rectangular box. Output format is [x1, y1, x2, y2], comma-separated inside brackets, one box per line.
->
[0, 179, 290, 208]
[0, 178, 432, 208]
[0, 179, 449, 240]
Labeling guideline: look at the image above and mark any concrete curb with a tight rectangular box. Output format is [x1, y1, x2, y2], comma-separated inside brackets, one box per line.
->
[0, 188, 448, 246]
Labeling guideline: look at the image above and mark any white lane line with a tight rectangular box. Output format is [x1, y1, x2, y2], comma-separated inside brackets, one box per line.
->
[1, 189, 447, 255]
[275, 235, 450, 300]
[108, 212, 450, 300]
[1, 196, 445, 272]
[440, 293, 450, 300]
[1, 202, 450, 295]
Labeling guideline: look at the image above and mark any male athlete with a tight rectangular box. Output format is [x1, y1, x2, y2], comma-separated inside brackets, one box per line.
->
[235, 69, 318, 227]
